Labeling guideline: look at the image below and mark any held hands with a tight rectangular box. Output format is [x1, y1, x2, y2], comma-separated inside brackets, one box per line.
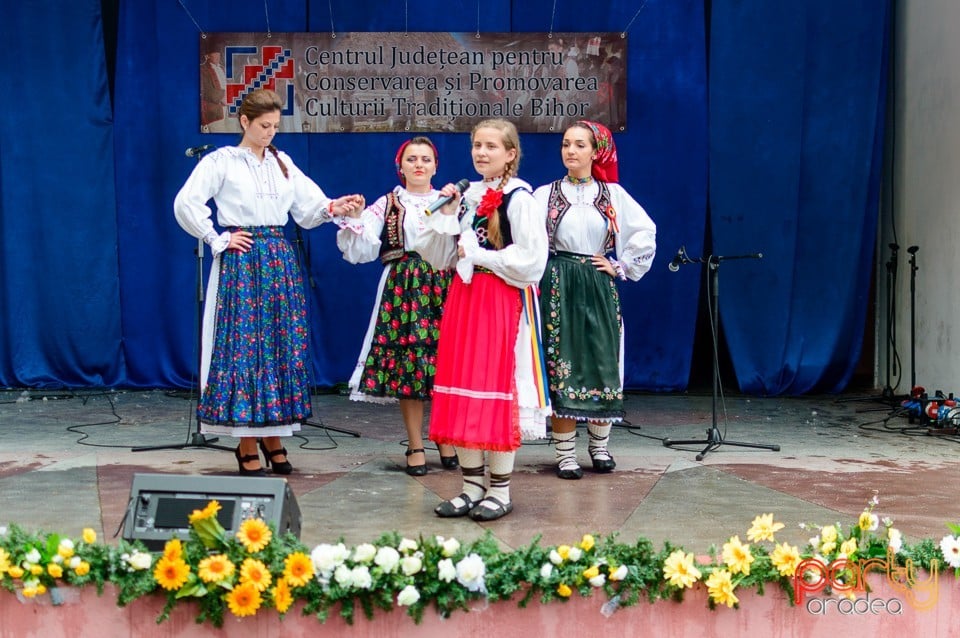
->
[329, 194, 366, 218]
[592, 255, 617, 278]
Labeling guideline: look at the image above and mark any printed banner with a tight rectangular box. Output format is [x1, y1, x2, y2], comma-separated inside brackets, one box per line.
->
[199, 32, 627, 133]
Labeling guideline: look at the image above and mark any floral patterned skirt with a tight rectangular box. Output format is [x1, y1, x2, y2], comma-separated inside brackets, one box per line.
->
[540, 251, 624, 421]
[355, 252, 451, 400]
[199, 226, 312, 428]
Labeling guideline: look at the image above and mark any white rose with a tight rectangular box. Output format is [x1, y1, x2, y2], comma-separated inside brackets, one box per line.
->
[589, 574, 606, 587]
[25, 548, 41, 564]
[52, 554, 64, 564]
[441, 538, 461, 557]
[401, 555, 423, 576]
[128, 551, 153, 571]
[540, 563, 553, 579]
[311, 543, 349, 576]
[437, 558, 456, 582]
[68, 556, 82, 569]
[549, 550, 563, 565]
[334, 564, 354, 586]
[397, 585, 421, 607]
[568, 547, 583, 562]
[888, 528, 903, 554]
[351, 565, 373, 589]
[455, 553, 486, 592]
[398, 538, 419, 554]
[59, 539, 75, 552]
[375, 546, 401, 574]
[353, 543, 377, 563]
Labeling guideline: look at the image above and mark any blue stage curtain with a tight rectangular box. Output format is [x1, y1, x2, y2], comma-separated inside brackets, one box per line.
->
[709, 0, 890, 394]
[0, 0, 122, 386]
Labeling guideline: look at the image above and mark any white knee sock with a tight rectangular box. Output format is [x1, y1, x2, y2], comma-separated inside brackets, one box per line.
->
[457, 448, 486, 504]
[587, 422, 612, 460]
[553, 430, 580, 470]
[486, 450, 515, 505]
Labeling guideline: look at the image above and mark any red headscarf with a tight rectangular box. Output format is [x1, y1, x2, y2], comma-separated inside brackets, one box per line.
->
[394, 138, 439, 186]
[578, 120, 619, 183]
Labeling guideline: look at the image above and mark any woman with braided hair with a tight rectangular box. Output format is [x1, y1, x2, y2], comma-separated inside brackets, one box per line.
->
[416, 119, 550, 521]
[174, 88, 365, 476]
[534, 120, 656, 480]
[334, 136, 459, 475]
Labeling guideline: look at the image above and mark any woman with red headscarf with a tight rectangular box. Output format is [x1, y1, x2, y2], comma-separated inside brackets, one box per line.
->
[534, 121, 657, 480]
[335, 136, 458, 475]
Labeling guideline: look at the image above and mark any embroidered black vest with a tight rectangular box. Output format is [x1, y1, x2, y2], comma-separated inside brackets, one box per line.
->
[378, 192, 407, 264]
[544, 180, 615, 253]
[463, 188, 529, 249]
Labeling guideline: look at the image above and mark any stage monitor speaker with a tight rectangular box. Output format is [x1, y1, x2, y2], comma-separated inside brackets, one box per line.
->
[121, 473, 301, 551]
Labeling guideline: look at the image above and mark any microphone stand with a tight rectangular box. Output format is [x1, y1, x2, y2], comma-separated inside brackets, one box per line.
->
[291, 225, 360, 438]
[662, 249, 780, 461]
[907, 245, 919, 391]
[134, 146, 233, 453]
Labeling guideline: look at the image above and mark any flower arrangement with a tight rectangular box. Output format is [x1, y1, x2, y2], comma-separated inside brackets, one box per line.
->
[0, 495, 950, 627]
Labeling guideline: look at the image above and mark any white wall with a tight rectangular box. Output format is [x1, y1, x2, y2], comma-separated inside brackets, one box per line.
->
[881, 0, 960, 395]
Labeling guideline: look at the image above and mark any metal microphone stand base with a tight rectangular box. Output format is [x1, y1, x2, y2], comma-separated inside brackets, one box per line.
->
[662, 252, 780, 461]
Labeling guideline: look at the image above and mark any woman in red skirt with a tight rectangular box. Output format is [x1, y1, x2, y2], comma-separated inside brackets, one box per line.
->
[416, 119, 550, 521]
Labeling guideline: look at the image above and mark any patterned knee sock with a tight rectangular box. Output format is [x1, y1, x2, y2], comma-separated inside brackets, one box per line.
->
[553, 430, 581, 471]
[587, 423, 612, 460]
[458, 448, 486, 504]
[485, 451, 515, 505]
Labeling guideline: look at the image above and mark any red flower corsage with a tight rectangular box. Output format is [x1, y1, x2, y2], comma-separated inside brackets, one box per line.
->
[476, 189, 504, 219]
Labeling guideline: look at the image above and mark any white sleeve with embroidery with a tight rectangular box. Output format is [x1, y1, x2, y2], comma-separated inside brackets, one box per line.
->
[336, 194, 387, 265]
[609, 183, 656, 281]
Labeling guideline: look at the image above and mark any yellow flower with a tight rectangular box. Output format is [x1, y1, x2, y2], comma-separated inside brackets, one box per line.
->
[746, 513, 785, 543]
[556, 545, 571, 561]
[74, 562, 90, 577]
[859, 511, 879, 532]
[198, 554, 235, 583]
[721, 536, 755, 576]
[579, 534, 595, 552]
[237, 519, 273, 554]
[582, 565, 600, 580]
[226, 581, 262, 617]
[82, 528, 97, 544]
[821, 541, 837, 555]
[662, 550, 701, 589]
[188, 500, 222, 524]
[22, 587, 38, 599]
[556, 583, 572, 597]
[162, 538, 183, 562]
[706, 569, 739, 608]
[840, 538, 858, 557]
[29, 565, 43, 576]
[283, 552, 315, 588]
[770, 542, 801, 577]
[153, 557, 191, 591]
[47, 564, 63, 579]
[821, 525, 838, 544]
[0, 548, 10, 575]
[272, 578, 293, 614]
[240, 558, 272, 592]
[8, 566, 24, 579]
[36, 584, 47, 595]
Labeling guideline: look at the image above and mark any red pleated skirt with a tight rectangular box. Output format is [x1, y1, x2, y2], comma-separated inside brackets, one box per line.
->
[429, 272, 522, 451]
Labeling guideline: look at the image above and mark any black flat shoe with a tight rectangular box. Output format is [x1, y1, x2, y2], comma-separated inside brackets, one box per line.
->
[235, 446, 265, 476]
[258, 440, 293, 475]
[469, 496, 513, 521]
[434, 493, 476, 517]
[589, 449, 616, 473]
[440, 453, 460, 470]
[405, 447, 428, 476]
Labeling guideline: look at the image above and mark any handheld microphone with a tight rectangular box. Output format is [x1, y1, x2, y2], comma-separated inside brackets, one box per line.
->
[668, 247, 686, 272]
[425, 179, 470, 216]
[185, 144, 214, 158]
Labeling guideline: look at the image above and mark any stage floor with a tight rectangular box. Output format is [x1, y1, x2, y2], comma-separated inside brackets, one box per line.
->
[1, 388, 956, 553]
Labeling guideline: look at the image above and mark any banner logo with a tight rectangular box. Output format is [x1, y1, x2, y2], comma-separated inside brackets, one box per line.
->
[224, 45, 295, 116]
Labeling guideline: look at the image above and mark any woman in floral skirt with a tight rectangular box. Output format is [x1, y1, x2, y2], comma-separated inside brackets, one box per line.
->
[335, 136, 458, 475]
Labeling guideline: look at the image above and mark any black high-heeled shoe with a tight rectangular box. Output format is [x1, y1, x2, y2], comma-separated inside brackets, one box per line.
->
[235, 446, 265, 476]
[405, 447, 428, 476]
[440, 453, 459, 470]
[258, 440, 293, 475]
